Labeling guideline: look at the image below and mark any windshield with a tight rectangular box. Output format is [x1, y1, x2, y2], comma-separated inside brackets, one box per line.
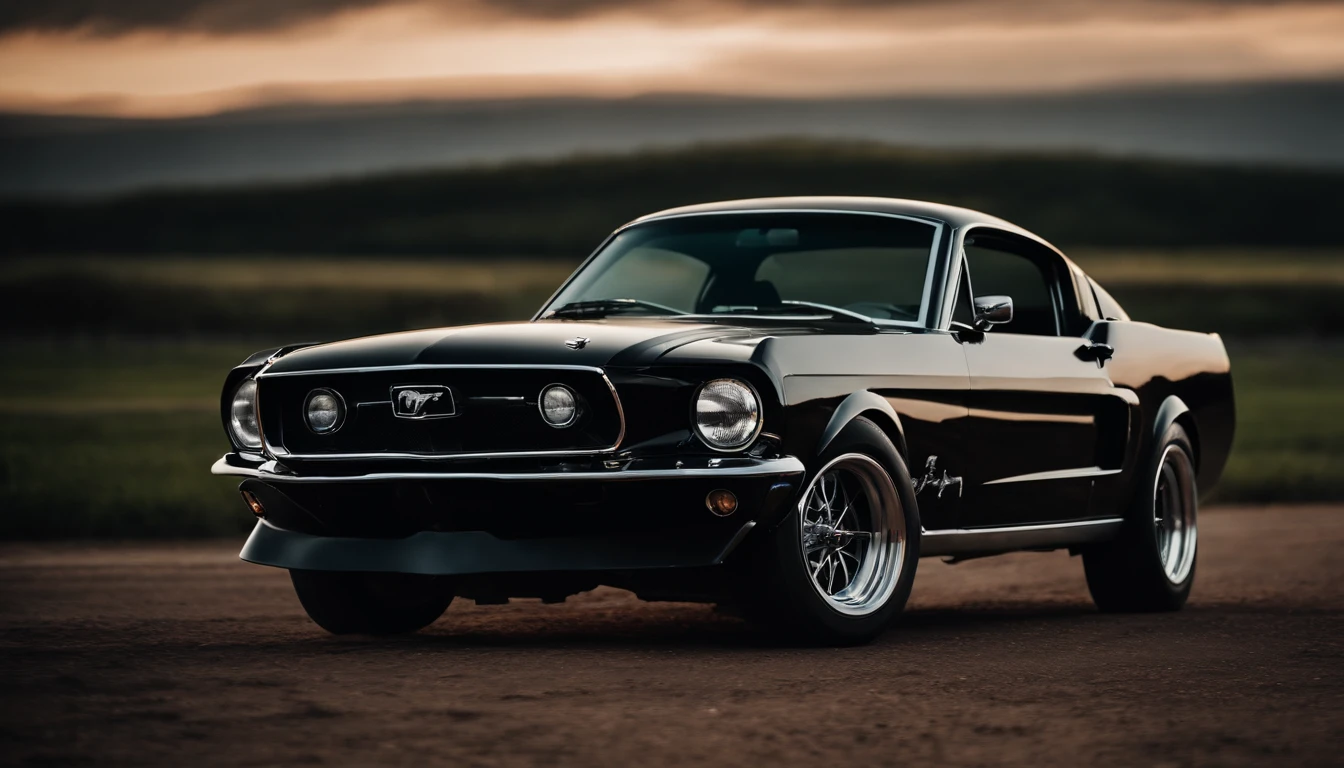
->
[541, 212, 941, 326]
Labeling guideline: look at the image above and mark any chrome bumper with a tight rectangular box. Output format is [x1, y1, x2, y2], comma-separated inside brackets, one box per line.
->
[212, 454, 805, 483]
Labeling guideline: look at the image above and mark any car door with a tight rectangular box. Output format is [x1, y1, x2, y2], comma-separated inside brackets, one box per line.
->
[953, 230, 1130, 527]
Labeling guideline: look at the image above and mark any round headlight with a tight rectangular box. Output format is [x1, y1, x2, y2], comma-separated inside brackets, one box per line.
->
[694, 378, 761, 451]
[304, 388, 346, 434]
[539, 384, 579, 427]
[229, 378, 263, 450]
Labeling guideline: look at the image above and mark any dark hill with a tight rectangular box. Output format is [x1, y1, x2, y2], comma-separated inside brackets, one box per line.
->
[3, 139, 1341, 255]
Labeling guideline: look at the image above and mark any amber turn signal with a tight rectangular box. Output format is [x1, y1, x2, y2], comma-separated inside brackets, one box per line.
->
[241, 490, 265, 518]
[705, 489, 738, 517]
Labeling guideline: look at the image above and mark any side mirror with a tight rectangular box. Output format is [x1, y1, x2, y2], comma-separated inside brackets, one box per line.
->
[973, 295, 1013, 331]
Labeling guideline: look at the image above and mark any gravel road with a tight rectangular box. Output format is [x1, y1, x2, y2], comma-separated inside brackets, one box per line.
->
[2, 505, 1341, 767]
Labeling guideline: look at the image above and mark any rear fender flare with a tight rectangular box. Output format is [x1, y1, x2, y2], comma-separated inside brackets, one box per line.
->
[1152, 394, 1198, 467]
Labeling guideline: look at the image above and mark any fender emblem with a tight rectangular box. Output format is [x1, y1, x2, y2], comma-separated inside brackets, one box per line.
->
[914, 455, 963, 498]
[565, 337, 590, 350]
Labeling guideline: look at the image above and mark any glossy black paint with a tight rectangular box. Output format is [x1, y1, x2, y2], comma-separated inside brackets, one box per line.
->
[215, 197, 1235, 595]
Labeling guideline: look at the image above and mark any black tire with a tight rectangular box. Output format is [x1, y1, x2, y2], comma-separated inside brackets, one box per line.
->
[736, 417, 921, 646]
[1084, 422, 1198, 612]
[289, 570, 455, 635]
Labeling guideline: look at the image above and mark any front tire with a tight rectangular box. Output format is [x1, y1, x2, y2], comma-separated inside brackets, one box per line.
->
[737, 417, 920, 645]
[1084, 423, 1198, 612]
[289, 570, 454, 635]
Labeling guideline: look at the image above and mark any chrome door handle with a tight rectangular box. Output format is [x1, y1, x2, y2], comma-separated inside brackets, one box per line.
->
[1075, 342, 1115, 367]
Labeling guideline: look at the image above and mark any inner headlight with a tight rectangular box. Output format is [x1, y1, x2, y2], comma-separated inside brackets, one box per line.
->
[694, 378, 761, 450]
[539, 384, 579, 427]
[304, 388, 346, 434]
[229, 378, 263, 450]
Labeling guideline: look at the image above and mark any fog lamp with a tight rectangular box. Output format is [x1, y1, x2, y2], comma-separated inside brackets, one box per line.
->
[304, 388, 346, 434]
[241, 490, 265, 518]
[539, 384, 579, 427]
[706, 489, 738, 517]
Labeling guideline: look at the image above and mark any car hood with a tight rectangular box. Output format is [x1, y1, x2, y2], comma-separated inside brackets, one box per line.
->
[263, 319, 782, 374]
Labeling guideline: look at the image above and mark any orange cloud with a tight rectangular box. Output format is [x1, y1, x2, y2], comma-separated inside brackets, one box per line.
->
[2, 0, 1342, 116]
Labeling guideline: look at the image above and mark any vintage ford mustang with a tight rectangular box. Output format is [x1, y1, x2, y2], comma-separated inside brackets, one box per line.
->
[213, 197, 1234, 644]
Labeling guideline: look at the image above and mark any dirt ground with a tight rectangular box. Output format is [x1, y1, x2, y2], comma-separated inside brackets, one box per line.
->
[1, 505, 1341, 767]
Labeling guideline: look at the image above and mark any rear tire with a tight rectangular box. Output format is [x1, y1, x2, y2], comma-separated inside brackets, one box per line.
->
[736, 417, 920, 645]
[1084, 423, 1198, 612]
[289, 570, 454, 635]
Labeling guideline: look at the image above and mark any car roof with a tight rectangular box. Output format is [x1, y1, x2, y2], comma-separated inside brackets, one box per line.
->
[632, 196, 1019, 232]
[628, 195, 1077, 259]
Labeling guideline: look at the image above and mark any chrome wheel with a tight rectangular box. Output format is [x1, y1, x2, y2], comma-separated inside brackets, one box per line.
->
[798, 453, 906, 616]
[1153, 444, 1198, 584]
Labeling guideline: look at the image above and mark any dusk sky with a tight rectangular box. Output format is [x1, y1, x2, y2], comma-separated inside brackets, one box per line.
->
[2, 0, 1342, 116]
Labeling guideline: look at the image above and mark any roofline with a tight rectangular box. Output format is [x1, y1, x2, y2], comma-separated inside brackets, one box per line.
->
[626, 196, 1075, 266]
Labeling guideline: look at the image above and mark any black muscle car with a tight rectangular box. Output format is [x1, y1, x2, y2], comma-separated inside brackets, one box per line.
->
[214, 197, 1234, 644]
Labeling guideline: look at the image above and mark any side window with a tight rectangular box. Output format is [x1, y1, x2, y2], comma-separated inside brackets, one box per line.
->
[963, 234, 1060, 336]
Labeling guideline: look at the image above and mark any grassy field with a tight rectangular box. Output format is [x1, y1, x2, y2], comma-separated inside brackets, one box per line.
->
[1218, 344, 1344, 503]
[2, 256, 575, 338]
[0, 341, 253, 538]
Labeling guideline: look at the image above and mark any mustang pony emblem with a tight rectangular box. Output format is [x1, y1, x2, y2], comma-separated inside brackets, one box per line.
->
[398, 390, 440, 414]
[389, 385, 456, 419]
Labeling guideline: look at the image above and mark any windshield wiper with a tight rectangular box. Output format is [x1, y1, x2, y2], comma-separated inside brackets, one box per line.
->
[542, 298, 687, 319]
[779, 300, 877, 323]
[701, 301, 873, 324]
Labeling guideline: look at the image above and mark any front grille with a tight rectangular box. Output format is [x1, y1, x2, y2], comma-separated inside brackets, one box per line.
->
[257, 367, 623, 458]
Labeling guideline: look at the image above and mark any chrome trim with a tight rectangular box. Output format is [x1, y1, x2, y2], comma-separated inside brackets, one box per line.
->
[920, 518, 1123, 557]
[538, 383, 580, 428]
[982, 466, 1122, 486]
[211, 455, 805, 482]
[919, 221, 945, 328]
[534, 208, 946, 329]
[691, 378, 765, 453]
[256, 364, 627, 460]
[258, 363, 608, 378]
[972, 294, 1014, 330]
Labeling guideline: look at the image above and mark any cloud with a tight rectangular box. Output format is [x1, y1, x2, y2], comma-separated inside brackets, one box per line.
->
[0, 0, 1332, 36]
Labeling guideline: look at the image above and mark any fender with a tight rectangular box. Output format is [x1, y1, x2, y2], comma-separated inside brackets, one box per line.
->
[815, 391, 909, 460]
[1152, 394, 1194, 460]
